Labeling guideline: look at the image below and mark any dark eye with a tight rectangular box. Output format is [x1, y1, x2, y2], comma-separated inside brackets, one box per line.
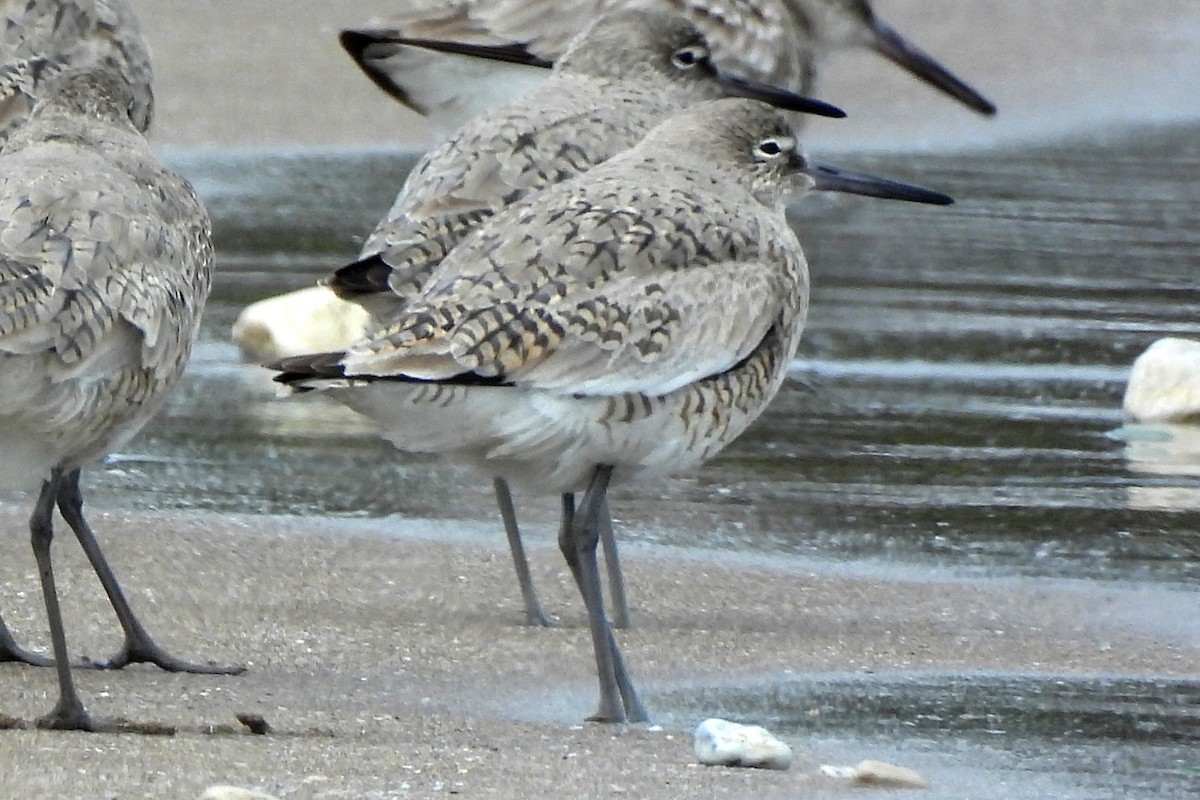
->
[671, 43, 709, 69]
[752, 136, 795, 161]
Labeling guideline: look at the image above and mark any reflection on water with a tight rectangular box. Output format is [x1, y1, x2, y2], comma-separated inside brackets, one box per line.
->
[1113, 423, 1200, 511]
[48, 124, 1197, 799]
[116, 123, 1200, 587]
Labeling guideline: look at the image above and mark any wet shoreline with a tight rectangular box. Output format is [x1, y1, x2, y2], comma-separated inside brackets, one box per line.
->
[2, 1, 1198, 797]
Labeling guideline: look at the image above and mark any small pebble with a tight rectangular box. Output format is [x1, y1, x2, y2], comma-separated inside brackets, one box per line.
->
[693, 717, 792, 770]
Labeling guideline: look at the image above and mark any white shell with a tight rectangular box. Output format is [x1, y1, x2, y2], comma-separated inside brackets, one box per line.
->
[693, 717, 793, 770]
[1123, 337, 1200, 422]
[232, 286, 371, 362]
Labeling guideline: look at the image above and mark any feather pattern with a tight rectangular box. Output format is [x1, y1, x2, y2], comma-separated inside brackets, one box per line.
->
[281, 99, 810, 493]
[0, 0, 153, 145]
[0, 66, 212, 489]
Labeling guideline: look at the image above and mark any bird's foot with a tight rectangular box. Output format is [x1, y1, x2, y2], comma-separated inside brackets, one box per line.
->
[96, 637, 245, 675]
[523, 608, 553, 628]
[34, 696, 96, 732]
[0, 642, 54, 668]
[585, 702, 627, 724]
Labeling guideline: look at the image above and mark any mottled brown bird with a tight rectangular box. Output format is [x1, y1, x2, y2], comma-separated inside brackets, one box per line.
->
[330, 8, 842, 630]
[275, 98, 953, 722]
[0, 66, 224, 731]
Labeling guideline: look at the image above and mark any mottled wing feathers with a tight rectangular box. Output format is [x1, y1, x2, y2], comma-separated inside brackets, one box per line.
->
[0, 147, 210, 379]
[468, 259, 785, 395]
[338, 164, 794, 397]
[359, 86, 636, 258]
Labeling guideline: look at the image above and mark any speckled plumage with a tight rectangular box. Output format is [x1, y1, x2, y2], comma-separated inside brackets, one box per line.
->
[0, 67, 210, 489]
[288, 98, 809, 495]
[279, 99, 809, 723]
[337, 9, 833, 308]
[0, 65, 221, 731]
[276, 97, 953, 723]
[332, 9, 831, 632]
[0, 0, 153, 146]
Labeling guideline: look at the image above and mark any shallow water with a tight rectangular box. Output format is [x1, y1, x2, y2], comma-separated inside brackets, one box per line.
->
[655, 671, 1200, 800]
[40, 118, 1200, 799]
[96, 123, 1200, 587]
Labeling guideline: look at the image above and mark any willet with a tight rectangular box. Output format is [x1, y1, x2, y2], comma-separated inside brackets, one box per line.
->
[0, 0, 231, 688]
[0, 0, 154, 145]
[329, 8, 843, 629]
[341, 0, 994, 135]
[0, 66, 226, 731]
[273, 97, 954, 722]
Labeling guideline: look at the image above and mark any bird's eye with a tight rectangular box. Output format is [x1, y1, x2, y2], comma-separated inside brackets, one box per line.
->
[752, 136, 792, 160]
[671, 43, 709, 70]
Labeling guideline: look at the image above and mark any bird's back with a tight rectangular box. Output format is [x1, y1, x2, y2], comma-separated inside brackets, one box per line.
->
[0, 68, 211, 489]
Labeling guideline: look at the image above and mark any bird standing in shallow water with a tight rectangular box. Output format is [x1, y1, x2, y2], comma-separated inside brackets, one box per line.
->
[330, 8, 843, 630]
[274, 98, 954, 723]
[0, 66, 228, 731]
[340, 0, 995, 134]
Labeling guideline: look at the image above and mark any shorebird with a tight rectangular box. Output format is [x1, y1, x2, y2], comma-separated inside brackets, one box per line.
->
[340, 0, 994, 135]
[0, 0, 229, 690]
[0, 65, 224, 731]
[330, 8, 843, 629]
[0, 0, 154, 145]
[274, 97, 953, 722]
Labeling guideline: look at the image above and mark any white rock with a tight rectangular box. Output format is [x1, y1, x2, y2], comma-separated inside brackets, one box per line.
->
[197, 786, 280, 800]
[693, 717, 793, 770]
[231, 286, 370, 362]
[1123, 337, 1200, 422]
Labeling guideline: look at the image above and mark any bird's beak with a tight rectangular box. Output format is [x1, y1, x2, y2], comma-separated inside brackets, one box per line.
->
[870, 19, 996, 116]
[716, 72, 846, 118]
[802, 160, 954, 205]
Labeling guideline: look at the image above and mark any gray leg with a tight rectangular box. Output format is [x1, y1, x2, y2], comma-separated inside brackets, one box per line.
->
[29, 470, 94, 731]
[55, 469, 244, 675]
[493, 477, 550, 627]
[0, 613, 53, 667]
[598, 497, 632, 630]
[557, 470, 647, 723]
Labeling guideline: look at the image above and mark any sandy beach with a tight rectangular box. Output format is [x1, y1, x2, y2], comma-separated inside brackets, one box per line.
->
[2, 1, 1199, 798]
[2, 509, 1196, 799]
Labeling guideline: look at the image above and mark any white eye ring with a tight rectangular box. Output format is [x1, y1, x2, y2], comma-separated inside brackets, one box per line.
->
[753, 136, 793, 160]
[671, 43, 709, 69]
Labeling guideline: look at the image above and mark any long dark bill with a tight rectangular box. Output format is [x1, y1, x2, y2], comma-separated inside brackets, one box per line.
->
[805, 162, 954, 205]
[717, 72, 845, 119]
[871, 19, 996, 116]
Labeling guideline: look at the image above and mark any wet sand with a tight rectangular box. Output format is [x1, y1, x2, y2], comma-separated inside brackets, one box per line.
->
[2, 1, 1199, 798]
[1, 509, 1196, 799]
